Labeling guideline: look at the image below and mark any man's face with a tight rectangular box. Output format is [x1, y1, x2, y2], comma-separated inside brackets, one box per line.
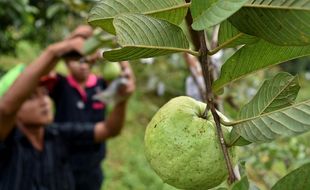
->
[66, 58, 92, 82]
[17, 87, 53, 127]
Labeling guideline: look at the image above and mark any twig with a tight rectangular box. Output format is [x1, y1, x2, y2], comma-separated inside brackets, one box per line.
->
[197, 31, 237, 184]
[184, 1, 206, 102]
[184, 0, 237, 184]
[208, 33, 244, 55]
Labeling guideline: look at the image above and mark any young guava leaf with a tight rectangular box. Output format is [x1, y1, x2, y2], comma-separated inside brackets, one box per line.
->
[229, 129, 251, 146]
[239, 73, 300, 118]
[191, 0, 248, 30]
[271, 163, 310, 190]
[212, 40, 310, 92]
[229, 1, 310, 46]
[228, 73, 300, 145]
[103, 14, 194, 61]
[227, 73, 310, 143]
[233, 99, 310, 143]
[218, 20, 258, 49]
[88, 0, 189, 34]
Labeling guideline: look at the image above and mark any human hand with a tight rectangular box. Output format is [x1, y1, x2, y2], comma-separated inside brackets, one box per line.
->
[117, 61, 135, 101]
[66, 37, 85, 55]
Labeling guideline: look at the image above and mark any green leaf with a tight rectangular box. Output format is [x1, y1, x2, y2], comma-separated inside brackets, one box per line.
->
[212, 40, 310, 92]
[239, 73, 300, 119]
[46, 3, 65, 19]
[88, 0, 189, 34]
[233, 99, 310, 143]
[103, 14, 193, 62]
[229, 73, 300, 145]
[229, 1, 310, 46]
[218, 20, 259, 49]
[272, 163, 310, 190]
[231, 175, 249, 190]
[191, 0, 248, 30]
[229, 129, 251, 146]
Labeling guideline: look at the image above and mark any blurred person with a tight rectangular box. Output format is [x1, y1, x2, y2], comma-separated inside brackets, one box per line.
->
[41, 25, 134, 190]
[0, 35, 135, 190]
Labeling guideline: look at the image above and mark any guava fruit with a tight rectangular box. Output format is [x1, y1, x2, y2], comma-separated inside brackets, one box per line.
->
[102, 62, 121, 81]
[144, 96, 236, 190]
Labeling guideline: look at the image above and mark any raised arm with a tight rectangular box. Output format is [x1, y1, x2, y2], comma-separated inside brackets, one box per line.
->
[94, 61, 135, 142]
[0, 37, 85, 140]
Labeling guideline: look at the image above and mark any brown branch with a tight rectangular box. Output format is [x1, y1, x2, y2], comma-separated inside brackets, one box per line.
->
[197, 31, 237, 184]
[184, 1, 236, 184]
[184, 0, 206, 101]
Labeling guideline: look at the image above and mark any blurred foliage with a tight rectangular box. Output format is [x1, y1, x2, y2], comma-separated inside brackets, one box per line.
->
[280, 57, 310, 74]
[0, 0, 97, 54]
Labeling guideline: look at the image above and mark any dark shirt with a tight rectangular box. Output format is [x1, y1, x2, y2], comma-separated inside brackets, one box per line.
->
[0, 123, 95, 190]
[49, 74, 107, 123]
[47, 74, 107, 190]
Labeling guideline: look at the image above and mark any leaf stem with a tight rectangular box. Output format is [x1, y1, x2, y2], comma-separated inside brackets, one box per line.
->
[208, 33, 244, 55]
[187, 49, 200, 56]
[220, 118, 237, 126]
[197, 31, 237, 184]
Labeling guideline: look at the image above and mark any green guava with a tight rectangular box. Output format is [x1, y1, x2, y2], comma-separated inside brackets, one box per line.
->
[144, 96, 236, 190]
[102, 62, 122, 81]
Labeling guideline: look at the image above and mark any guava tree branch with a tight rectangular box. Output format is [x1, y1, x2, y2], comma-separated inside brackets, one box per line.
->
[197, 30, 237, 184]
[184, 1, 206, 101]
[184, 0, 236, 184]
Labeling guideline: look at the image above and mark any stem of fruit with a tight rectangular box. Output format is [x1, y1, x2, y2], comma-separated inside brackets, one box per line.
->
[197, 30, 237, 184]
